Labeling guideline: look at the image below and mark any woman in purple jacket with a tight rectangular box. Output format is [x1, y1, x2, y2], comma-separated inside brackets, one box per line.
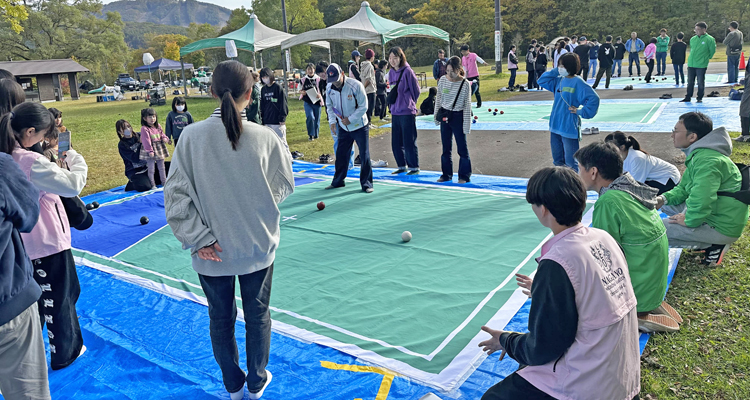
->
[387, 47, 421, 174]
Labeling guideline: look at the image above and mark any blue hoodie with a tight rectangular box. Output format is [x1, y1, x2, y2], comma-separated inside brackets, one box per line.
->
[0, 153, 41, 327]
[537, 69, 600, 139]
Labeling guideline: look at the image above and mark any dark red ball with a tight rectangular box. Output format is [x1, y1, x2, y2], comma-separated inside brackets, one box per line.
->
[317, 201, 325, 211]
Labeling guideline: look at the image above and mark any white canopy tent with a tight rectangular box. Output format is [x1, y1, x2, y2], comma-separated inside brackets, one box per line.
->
[280, 1, 450, 54]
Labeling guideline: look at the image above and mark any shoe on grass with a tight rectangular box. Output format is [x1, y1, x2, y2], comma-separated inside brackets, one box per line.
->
[653, 301, 683, 324]
[638, 314, 680, 333]
[733, 135, 750, 142]
[248, 370, 273, 400]
[701, 243, 728, 265]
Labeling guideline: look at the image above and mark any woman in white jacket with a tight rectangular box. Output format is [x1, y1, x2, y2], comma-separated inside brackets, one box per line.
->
[1, 102, 88, 370]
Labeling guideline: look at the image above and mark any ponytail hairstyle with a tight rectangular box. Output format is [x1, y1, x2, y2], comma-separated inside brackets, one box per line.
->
[0, 78, 26, 116]
[0, 102, 55, 155]
[604, 131, 646, 154]
[446, 56, 464, 78]
[212, 60, 253, 151]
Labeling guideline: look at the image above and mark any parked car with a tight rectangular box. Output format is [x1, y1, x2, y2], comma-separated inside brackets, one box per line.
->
[115, 76, 138, 91]
[139, 79, 154, 90]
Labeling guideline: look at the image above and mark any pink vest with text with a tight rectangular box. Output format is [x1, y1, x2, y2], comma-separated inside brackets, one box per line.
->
[518, 224, 641, 400]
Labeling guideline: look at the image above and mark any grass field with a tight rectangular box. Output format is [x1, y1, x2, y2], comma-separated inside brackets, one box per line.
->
[44, 60, 750, 398]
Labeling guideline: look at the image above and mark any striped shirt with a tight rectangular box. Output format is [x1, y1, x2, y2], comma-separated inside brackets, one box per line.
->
[434, 76, 472, 134]
[211, 107, 247, 119]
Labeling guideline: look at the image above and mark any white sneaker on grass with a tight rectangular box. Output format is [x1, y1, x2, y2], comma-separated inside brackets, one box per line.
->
[248, 370, 272, 399]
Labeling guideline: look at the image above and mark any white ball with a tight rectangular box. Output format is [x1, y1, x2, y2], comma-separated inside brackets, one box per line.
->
[401, 231, 412, 242]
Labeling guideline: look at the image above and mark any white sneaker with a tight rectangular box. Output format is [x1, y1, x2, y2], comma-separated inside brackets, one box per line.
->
[372, 159, 388, 167]
[248, 370, 272, 399]
[229, 386, 245, 400]
[582, 128, 592, 135]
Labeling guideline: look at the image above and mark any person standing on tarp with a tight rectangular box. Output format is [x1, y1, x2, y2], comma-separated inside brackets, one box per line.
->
[165, 60, 294, 400]
[324, 63, 373, 193]
[388, 47, 421, 175]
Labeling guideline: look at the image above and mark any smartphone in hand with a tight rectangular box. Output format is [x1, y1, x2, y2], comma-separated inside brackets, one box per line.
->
[58, 130, 71, 159]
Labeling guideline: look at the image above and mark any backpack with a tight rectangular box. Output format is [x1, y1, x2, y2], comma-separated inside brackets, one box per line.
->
[729, 88, 744, 101]
[718, 163, 750, 204]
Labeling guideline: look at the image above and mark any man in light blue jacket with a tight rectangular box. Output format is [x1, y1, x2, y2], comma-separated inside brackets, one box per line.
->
[625, 32, 645, 77]
[325, 63, 374, 193]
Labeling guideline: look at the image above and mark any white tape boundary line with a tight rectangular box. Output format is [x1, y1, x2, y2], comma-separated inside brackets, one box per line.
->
[93, 187, 163, 209]
[646, 102, 669, 124]
[639, 102, 661, 123]
[113, 224, 169, 258]
[74, 249, 431, 359]
[73, 251, 464, 391]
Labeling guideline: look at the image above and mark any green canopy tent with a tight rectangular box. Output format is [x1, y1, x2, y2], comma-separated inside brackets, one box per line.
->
[178, 13, 330, 95]
[280, 1, 449, 56]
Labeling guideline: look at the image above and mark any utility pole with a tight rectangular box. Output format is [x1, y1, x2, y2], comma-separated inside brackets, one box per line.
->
[494, 0, 503, 74]
[281, 0, 290, 96]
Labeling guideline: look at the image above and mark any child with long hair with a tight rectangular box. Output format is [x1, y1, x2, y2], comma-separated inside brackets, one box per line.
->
[139, 108, 170, 189]
[1, 102, 89, 371]
[605, 131, 681, 194]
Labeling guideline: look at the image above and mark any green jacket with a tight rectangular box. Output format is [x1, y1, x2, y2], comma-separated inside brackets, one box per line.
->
[687, 33, 716, 68]
[593, 177, 669, 313]
[663, 127, 749, 237]
[656, 36, 670, 53]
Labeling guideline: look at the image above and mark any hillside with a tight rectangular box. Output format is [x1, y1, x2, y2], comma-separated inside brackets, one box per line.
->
[103, 0, 230, 27]
[123, 21, 189, 48]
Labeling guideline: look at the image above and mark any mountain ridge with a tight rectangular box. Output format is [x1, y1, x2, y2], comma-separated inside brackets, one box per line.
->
[102, 0, 231, 27]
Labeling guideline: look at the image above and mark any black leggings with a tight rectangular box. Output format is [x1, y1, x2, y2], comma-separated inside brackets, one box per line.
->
[124, 162, 170, 192]
[742, 116, 749, 137]
[645, 178, 678, 195]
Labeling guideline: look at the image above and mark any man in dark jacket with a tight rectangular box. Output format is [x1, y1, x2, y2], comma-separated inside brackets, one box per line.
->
[573, 36, 592, 80]
[534, 45, 548, 91]
[0, 153, 51, 399]
[612, 36, 626, 77]
[670, 32, 688, 86]
[433, 49, 448, 82]
[593, 36, 616, 89]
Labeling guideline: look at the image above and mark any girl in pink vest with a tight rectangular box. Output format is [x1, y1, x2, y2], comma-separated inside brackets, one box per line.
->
[139, 107, 170, 189]
[2, 102, 89, 370]
[479, 167, 641, 400]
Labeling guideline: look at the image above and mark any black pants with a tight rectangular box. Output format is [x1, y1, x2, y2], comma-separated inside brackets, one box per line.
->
[33, 249, 84, 370]
[645, 178, 678, 195]
[482, 372, 641, 400]
[440, 110, 471, 181]
[577, 65, 590, 81]
[685, 67, 707, 100]
[391, 115, 419, 170]
[332, 125, 373, 189]
[742, 116, 749, 137]
[124, 162, 170, 192]
[375, 94, 387, 119]
[593, 64, 613, 88]
[535, 69, 546, 87]
[198, 265, 273, 394]
[645, 59, 655, 83]
[468, 75, 481, 107]
[527, 69, 537, 88]
[366, 93, 375, 123]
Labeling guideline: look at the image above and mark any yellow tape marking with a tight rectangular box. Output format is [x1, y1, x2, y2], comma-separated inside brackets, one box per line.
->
[321, 361, 399, 400]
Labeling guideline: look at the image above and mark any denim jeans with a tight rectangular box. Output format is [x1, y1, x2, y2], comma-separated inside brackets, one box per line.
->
[628, 52, 641, 75]
[727, 55, 741, 83]
[391, 114, 419, 170]
[673, 64, 685, 85]
[331, 125, 373, 189]
[655, 52, 667, 75]
[331, 124, 354, 169]
[686, 67, 707, 100]
[588, 59, 597, 79]
[440, 110, 472, 181]
[550, 132, 580, 172]
[198, 265, 273, 394]
[508, 69, 517, 88]
[303, 102, 321, 139]
[612, 59, 623, 76]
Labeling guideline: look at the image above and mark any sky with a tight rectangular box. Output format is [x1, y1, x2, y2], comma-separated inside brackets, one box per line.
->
[102, 0, 249, 11]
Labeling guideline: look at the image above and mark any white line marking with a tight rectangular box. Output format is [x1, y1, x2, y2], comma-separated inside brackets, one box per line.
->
[640, 102, 661, 123]
[113, 225, 169, 258]
[646, 102, 668, 124]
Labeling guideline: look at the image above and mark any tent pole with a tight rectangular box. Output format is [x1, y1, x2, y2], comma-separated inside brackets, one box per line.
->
[253, 52, 257, 69]
[447, 38, 451, 57]
[381, 35, 386, 57]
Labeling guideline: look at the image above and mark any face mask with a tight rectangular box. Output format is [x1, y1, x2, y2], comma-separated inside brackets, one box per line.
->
[176, 105, 185, 112]
[123, 129, 132, 138]
[262, 77, 270, 85]
[558, 66, 568, 76]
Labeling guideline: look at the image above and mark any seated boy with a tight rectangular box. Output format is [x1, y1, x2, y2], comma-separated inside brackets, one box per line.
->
[420, 87, 437, 116]
[575, 142, 681, 333]
[656, 112, 749, 264]
[479, 167, 640, 400]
